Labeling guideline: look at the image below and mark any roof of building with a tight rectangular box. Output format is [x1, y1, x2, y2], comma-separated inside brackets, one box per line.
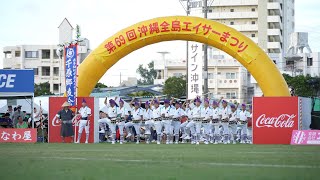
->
[58, 18, 74, 29]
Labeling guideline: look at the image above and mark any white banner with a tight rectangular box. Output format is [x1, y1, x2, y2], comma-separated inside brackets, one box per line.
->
[188, 42, 203, 99]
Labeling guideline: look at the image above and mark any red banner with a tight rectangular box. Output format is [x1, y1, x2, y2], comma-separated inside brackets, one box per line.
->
[253, 97, 299, 144]
[48, 97, 95, 143]
[0, 128, 37, 143]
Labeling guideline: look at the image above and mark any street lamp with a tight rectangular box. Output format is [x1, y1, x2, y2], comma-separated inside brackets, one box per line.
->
[56, 47, 64, 95]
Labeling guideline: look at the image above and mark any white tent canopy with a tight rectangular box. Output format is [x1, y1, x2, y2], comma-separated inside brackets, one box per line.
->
[0, 99, 48, 114]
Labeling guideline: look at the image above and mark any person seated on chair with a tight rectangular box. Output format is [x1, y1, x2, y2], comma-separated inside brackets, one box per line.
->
[16, 116, 28, 129]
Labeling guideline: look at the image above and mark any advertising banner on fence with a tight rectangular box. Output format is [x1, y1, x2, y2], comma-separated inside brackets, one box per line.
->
[0, 128, 37, 143]
[0, 69, 34, 92]
[48, 97, 95, 143]
[291, 130, 320, 145]
[65, 45, 78, 106]
[187, 42, 203, 99]
[253, 97, 300, 144]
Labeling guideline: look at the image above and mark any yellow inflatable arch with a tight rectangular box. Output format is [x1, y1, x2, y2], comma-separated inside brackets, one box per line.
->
[77, 16, 290, 97]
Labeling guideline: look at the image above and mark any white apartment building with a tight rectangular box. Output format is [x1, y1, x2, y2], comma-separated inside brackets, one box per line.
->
[154, 58, 249, 103]
[3, 45, 64, 94]
[2, 18, 90, 94]
[154, 0, 295, 101]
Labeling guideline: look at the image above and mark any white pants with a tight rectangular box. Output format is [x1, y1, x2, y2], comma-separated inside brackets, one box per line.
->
[109, 123, 117, 134]
[125, 122, 141, 135]
[162, 120, 173, 135]
[154, 121, 163, 135]
[188, 121, 201, 135]
[78, 120, 89, 133]
[98, 118, 110, 125]
[221, 122, 229, 135]
[186, 121, 195, 135]
[180, 121, 189, 134]
[202, 123, 211, 135]
[239, 123, 248, 135]
[117, 121, 125, 135]
[229, 123, 237, 135]
[172, 121, 181, 136]
[212, 122, 221, 135]
[143, 120, 154, 135]
[247, 127, 252, 137]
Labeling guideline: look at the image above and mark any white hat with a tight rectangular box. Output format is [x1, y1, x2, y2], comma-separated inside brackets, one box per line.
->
[61, 101, 71, 107]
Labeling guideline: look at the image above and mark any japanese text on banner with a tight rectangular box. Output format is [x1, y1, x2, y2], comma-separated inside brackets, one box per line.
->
[188, 42, 202, 99]
[65, 46, 77, 106]
[104, 19, 249, 55]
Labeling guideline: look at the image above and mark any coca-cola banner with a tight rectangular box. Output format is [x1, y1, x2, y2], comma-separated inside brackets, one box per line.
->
[253, 97, 300, 144]
[291, 130, 320, 145]
[48, 97, 95, 143]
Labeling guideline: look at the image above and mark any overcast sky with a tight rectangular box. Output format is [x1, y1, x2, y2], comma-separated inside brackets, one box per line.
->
[0, 0, 319, 87]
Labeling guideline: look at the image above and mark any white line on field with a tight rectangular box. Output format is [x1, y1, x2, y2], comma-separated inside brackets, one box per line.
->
[201, 162, 319, 169]
[36, 156, 320, 169]
[15, 149, 319, 155]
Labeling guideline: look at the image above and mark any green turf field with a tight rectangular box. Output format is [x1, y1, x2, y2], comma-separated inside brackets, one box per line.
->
[0, 143, 319, 180]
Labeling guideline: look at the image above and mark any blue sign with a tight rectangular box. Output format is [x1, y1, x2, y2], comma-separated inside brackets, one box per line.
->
[65, 46, 77, 106]
[0, 69, 34, 93]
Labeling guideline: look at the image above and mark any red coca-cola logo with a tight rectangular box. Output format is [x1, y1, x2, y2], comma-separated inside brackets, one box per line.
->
[256, 114, 296, 128]
[51, 115, 81, 127]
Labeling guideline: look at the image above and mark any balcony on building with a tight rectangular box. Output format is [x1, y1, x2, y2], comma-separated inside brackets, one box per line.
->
[268, 2, 283, 16]
[230, 24, 258, 32]
[208, 58, 241, 67]
[268, 29, 283, 42]
[208, 11, 258, 19]
[267, 42, 281, 50]
[211, 0, 258, 6]
[267, 15, 282, 23]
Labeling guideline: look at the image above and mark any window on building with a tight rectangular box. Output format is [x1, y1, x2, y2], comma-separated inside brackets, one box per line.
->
[230, 21, 234, 25]
[251, 34, 256, 37]
[34, 68, 38, 75]
[251, 8, 255, 12]
[208, 73, 214, 79]
[25, 51, 38, 58]
[53, 49, 59, 59]
[53, 67, 59, 76]
[226, 92, 237, 99]
[42, 49, 50, 59]
[226, 72, 236, 79]
[53, 84, 59, 91]
[251, 21, 255, 24]
[42, 66, 50, 76]
[208, 9, 212, 13]
[217, 72, 221, 75]
[307, 57, 313, 66]
[15, 51, 21, 57]
[230, 9, 234, 12]
[4, 52, 12, 58]
[173, 73, 182, 77]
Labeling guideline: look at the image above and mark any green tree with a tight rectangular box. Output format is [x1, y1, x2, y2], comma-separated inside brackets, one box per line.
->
[163, 76, 186, 98]
[283, 74, 320, 97]
[95, 82, 108, 88]
[34, 82, 54, 96]
[136, 61, 157, 85]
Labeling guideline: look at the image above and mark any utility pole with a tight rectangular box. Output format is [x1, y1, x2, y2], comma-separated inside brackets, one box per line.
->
[203, 0, 208, 98]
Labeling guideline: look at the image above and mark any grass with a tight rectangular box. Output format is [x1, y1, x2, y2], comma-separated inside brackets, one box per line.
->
[0, 143, 319, 180]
